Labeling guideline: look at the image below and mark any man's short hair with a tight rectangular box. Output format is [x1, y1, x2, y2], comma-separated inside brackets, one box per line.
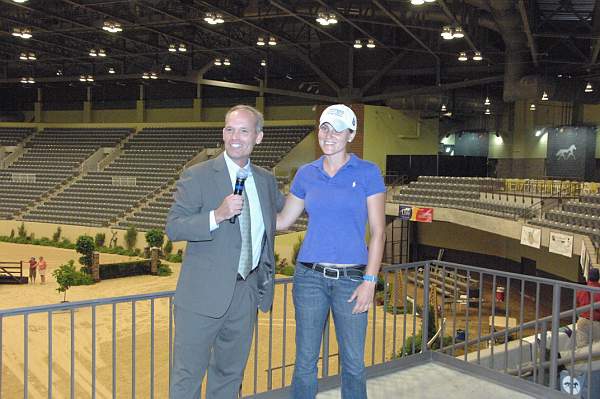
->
[225, 104, 264, 133]
[589, 268, 599, 282]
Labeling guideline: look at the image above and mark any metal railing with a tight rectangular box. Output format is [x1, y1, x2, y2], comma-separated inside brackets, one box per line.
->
[2, 261, 599, 398]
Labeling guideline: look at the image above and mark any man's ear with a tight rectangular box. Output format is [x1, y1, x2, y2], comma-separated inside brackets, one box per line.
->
[255, 131, 264, 145]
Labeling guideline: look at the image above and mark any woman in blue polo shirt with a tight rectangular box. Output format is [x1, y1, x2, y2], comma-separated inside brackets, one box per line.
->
[277, 104, 386, 399]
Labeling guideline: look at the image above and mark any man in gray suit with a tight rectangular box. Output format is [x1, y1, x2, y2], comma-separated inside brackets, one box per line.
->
[166, 104, 285, 399]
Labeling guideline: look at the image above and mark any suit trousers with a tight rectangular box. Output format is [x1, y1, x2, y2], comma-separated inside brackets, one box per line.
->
[170, 271, 259, 399]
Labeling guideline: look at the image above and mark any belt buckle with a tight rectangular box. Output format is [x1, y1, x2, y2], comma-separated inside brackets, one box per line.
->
[322, 266, 339, 280]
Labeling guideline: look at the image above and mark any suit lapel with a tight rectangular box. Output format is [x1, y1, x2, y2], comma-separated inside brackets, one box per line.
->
[212, 153, 234, 208]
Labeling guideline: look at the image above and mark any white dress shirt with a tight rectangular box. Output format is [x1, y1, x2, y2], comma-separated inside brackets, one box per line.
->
[209, 152, 265, 269]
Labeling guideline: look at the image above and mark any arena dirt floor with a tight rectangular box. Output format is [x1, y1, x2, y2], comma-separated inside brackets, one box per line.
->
[1, 242, 419, 399]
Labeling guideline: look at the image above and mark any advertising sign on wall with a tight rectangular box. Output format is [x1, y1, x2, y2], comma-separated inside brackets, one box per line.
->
[398, 205, 433, 223]
[520, 225, 541, 249]
[549, 231, 573, 258]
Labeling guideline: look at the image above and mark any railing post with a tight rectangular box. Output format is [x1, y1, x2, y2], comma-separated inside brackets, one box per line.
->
[549, 284, 561, 389]
[421, 262, 430, 353]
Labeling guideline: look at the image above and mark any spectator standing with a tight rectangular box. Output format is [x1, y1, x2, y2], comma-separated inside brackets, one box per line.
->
[28, 256, 37, 284]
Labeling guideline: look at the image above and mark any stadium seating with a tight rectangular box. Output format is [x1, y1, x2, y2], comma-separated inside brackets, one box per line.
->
[0, 128, 131, 219]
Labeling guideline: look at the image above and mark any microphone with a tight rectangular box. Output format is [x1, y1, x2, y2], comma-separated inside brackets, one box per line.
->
[230, 168, 249, 223]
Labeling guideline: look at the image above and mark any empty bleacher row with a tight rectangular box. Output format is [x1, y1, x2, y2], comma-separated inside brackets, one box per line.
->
[530, 194, 600, 247]
[0, 128, 131, 219]
[392, 176, 534, 219]
[0, 127, 34, 146]
[22, 127, 210, 226]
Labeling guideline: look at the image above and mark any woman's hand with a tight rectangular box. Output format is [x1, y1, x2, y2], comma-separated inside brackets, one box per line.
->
[348, 281, 377, 314]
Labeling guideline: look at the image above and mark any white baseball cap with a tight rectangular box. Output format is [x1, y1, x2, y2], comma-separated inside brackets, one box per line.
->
[319, 104, 357, 132]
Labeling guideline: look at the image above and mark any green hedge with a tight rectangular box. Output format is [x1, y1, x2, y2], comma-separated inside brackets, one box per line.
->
[100, 260, 151, 280]
[0, 235, 141, 256]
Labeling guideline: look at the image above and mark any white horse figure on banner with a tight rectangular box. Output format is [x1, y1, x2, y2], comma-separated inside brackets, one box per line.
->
[556, 144, 576, 160]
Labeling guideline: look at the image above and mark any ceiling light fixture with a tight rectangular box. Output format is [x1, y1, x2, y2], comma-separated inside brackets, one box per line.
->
[178, 43, 187, 52]
[164, 64, 171, 72]
[79, 75, 87, 82]
[12, 27, 32, 39]
[411, 0, 425, 4]
[89, 49, 97, 57]
[256, 37, 265, 46]
[529, 103, 536, 111]
[13, 0, 29, 3]
[56, 69, 63, 76]
[585, 82, 594, 93]
[366, 39, 376, 49]
[102, 21, 122, 33]
[260, 59, 266, 67]
[108, 67, 115, 74]
[142, 72, 150, 79]
[485, 108, 491, 115]
[204, 12, 224, 25]
[472, 51, 483, 61]
[19, 52, 36, 60]
[214, 58, 222, 66]
[441, 104, 447, 112]
[541, 91, 549, 101]
[441, 26, 453, 40]
[98, 49, 106, 57]
[484, 97, 490, 106]
[168, 44, 176, 52]
[20, 76, 34, 84]
[223, 58, 230, 66]
[458, 52, 468, 61]
[452, 26, 465, 39]
[86, 75, 94, 82]
[268, 36, 277, 46]
[150, 72, 158, 80]
[353, 39, 363, 49]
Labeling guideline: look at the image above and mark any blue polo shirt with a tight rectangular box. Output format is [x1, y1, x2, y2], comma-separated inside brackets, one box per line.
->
[290, 154, 385, 264]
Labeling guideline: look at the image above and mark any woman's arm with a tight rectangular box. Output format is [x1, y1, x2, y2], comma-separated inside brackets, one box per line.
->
[349, 192, 386, 314]
[275, 193, 305, 230]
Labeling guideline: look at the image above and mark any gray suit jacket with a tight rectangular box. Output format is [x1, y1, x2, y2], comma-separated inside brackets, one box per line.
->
[166, 153, 285, 318]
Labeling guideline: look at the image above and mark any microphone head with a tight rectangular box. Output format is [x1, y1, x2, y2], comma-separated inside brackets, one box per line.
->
[236, 168, 249, 180]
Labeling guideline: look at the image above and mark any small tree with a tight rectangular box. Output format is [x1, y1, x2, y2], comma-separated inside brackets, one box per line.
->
[124, 225, 138, 250]
[76, 235, 95, 272]
[145, 229, 165, 248]
[95, 233, 106, 247]
[17, 222, 27, 239]
[52, 260, 78, 302]
[9, 229, 15, 238]
[52, 226, 62, 242]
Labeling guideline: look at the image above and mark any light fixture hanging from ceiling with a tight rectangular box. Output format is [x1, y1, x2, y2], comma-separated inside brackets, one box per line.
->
[541, 91, 549, 101]
[366, 39, 376, 48]
[457, 52, 468, 61]
[214, 58, 222, 66]
[485, 108, 491, 115]
[164, 64, 171, 72]
[472, 51, 483, 61]
[353, 39, 363, 49]
[268, 36, 277, 46]
[260, 59, 266, 67]
[256, 37, 265, 46]
[529, 103, 536, 111]
[108, 67, 115, 74]
[585, 82, 593, 93]
[484, 96, 490, 106]
[223, 58, 231, 66]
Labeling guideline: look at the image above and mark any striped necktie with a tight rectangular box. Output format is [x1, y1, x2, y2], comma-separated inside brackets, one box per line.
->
[237, 190, 253, 279]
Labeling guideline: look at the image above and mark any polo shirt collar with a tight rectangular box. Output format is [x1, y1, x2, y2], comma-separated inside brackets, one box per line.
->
[311, 153, 358, 175]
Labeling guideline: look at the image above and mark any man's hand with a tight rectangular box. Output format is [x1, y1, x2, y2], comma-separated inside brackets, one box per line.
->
[348, 281, 376, 314]
[214, 194, 244, 224]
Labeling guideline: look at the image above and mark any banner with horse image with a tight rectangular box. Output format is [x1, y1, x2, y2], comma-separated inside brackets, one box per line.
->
[545, 126, 596, 180]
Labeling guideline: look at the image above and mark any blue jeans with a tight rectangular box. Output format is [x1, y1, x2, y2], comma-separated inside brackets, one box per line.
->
[291, 264, 368, 399]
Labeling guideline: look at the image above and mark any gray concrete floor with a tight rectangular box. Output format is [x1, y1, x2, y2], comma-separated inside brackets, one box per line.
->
[317, 362, 536, 399]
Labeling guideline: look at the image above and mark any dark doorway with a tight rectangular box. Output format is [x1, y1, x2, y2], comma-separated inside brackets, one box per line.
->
[520, 257, 536, 276]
